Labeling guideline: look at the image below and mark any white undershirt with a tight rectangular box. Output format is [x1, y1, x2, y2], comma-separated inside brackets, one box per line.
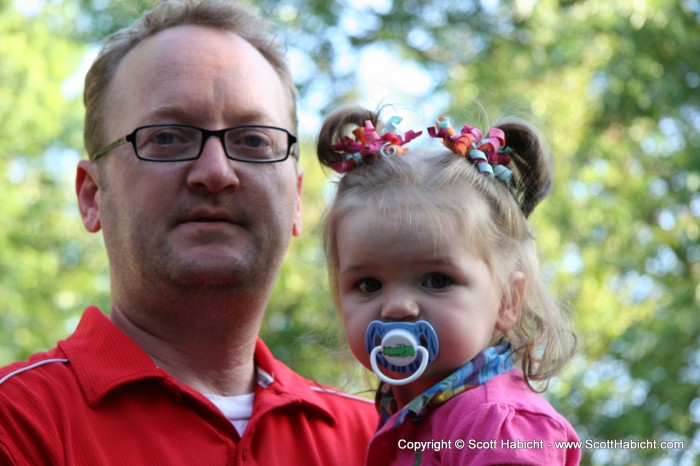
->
[205, 393, 255, 436]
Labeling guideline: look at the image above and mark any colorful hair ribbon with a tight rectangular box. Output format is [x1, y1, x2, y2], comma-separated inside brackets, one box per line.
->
[428, 116, 513, 184]
[330, 118, 422, 174]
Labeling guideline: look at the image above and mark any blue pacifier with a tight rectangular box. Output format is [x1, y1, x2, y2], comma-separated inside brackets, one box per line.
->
[364, 320, 439, 385]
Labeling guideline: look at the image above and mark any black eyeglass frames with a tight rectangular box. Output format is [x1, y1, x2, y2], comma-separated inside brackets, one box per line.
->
[92, 124, 297, 163]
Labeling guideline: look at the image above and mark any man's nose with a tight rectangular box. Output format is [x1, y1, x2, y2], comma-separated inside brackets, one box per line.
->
[186, 136, 240, 193]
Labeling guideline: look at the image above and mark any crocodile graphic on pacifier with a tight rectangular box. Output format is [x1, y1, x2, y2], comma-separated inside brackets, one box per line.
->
[364, 320, 439, 385]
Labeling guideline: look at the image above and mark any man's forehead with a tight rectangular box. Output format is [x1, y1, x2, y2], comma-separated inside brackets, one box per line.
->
[106, 25, 292, 129]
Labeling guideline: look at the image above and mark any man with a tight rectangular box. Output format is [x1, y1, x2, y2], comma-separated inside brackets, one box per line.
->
[0, 1, 377, 464]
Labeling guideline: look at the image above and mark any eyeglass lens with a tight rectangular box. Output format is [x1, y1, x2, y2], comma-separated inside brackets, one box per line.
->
[134, 125, 289, 161]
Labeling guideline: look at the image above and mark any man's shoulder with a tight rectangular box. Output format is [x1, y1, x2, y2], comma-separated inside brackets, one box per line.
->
[303, 383, 378, 438]
[0, 349, 74, 441]
[254, 339, 378, 427]
[0, 349, 70, 392]
[307, 383, 375, 410]
[0, 307, 108, 397]
[259, 352, 375, 414]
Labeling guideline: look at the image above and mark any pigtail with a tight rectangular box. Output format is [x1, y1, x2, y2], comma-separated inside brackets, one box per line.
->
[495, 118, 553, 217]
[492, 119, 576, 387]
[316, 105, 380, 169]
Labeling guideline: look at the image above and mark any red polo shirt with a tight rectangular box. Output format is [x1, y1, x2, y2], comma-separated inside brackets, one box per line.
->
[0, 307, 378, 465]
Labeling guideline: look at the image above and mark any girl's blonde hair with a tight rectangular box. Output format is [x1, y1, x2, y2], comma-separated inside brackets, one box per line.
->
[317, 105, 576, 388]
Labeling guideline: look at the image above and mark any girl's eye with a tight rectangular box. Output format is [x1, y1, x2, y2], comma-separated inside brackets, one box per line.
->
[358, 278, 382, 294]
[422, 273, 452, 290]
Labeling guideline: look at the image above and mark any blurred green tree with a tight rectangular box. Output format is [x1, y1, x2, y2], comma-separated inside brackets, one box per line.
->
[0, 0, 108, 363]
[1, 0, 698, 464]
[259, 1, 700, 463]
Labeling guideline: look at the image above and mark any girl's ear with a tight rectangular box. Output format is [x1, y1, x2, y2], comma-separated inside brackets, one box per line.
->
[496, 271, 525, 333]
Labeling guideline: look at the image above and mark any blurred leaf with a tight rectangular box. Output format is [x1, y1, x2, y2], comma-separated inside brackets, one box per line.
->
[2, 1, 699, 463]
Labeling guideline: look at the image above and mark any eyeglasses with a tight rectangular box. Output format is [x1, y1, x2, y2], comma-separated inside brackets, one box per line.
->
[93, 124, 298, 163]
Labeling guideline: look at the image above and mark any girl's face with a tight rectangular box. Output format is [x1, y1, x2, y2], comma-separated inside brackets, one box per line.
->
[335, 207, 518, 404]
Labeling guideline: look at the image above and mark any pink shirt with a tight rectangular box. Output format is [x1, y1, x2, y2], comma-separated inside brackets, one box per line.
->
[366, 370, 580, 465]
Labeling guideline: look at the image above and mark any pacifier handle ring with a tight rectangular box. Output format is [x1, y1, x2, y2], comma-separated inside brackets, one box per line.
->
[370, 346, 429, 386]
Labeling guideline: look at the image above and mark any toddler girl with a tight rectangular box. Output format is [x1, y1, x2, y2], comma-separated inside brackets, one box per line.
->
[317, 105, 580, 465]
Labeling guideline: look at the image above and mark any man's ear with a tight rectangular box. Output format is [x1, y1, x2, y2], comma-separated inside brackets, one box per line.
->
[292, 165, 303, 237]
[76, 160, 102, 233]
[496, 271, 525, 333]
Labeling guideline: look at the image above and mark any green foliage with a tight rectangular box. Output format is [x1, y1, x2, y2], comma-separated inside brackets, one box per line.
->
[0, 3, 109, 363]
[1, 0, 698, 463]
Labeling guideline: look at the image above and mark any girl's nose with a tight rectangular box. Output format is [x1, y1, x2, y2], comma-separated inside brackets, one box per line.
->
[380, 287, 420, 321]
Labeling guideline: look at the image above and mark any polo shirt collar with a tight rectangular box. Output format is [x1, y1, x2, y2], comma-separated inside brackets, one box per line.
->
[251, 337, 337, 426]
[59, 307, 337, 426]
[59, 306, 164, 407]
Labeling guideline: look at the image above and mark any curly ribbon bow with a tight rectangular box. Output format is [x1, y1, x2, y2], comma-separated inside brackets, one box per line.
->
[428, 116, 513, 183]
[330, 118, 423, 174]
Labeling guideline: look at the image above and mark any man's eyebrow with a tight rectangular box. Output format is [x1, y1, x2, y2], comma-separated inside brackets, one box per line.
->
[142, 104, 190, 122]
[142, 105, 279, 126]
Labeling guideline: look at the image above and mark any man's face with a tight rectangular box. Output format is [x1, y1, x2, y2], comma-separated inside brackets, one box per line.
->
[78, 25, 303, 294]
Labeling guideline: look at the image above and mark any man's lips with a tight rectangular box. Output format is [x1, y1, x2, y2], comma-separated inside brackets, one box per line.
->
[178, 208, 238, 225]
